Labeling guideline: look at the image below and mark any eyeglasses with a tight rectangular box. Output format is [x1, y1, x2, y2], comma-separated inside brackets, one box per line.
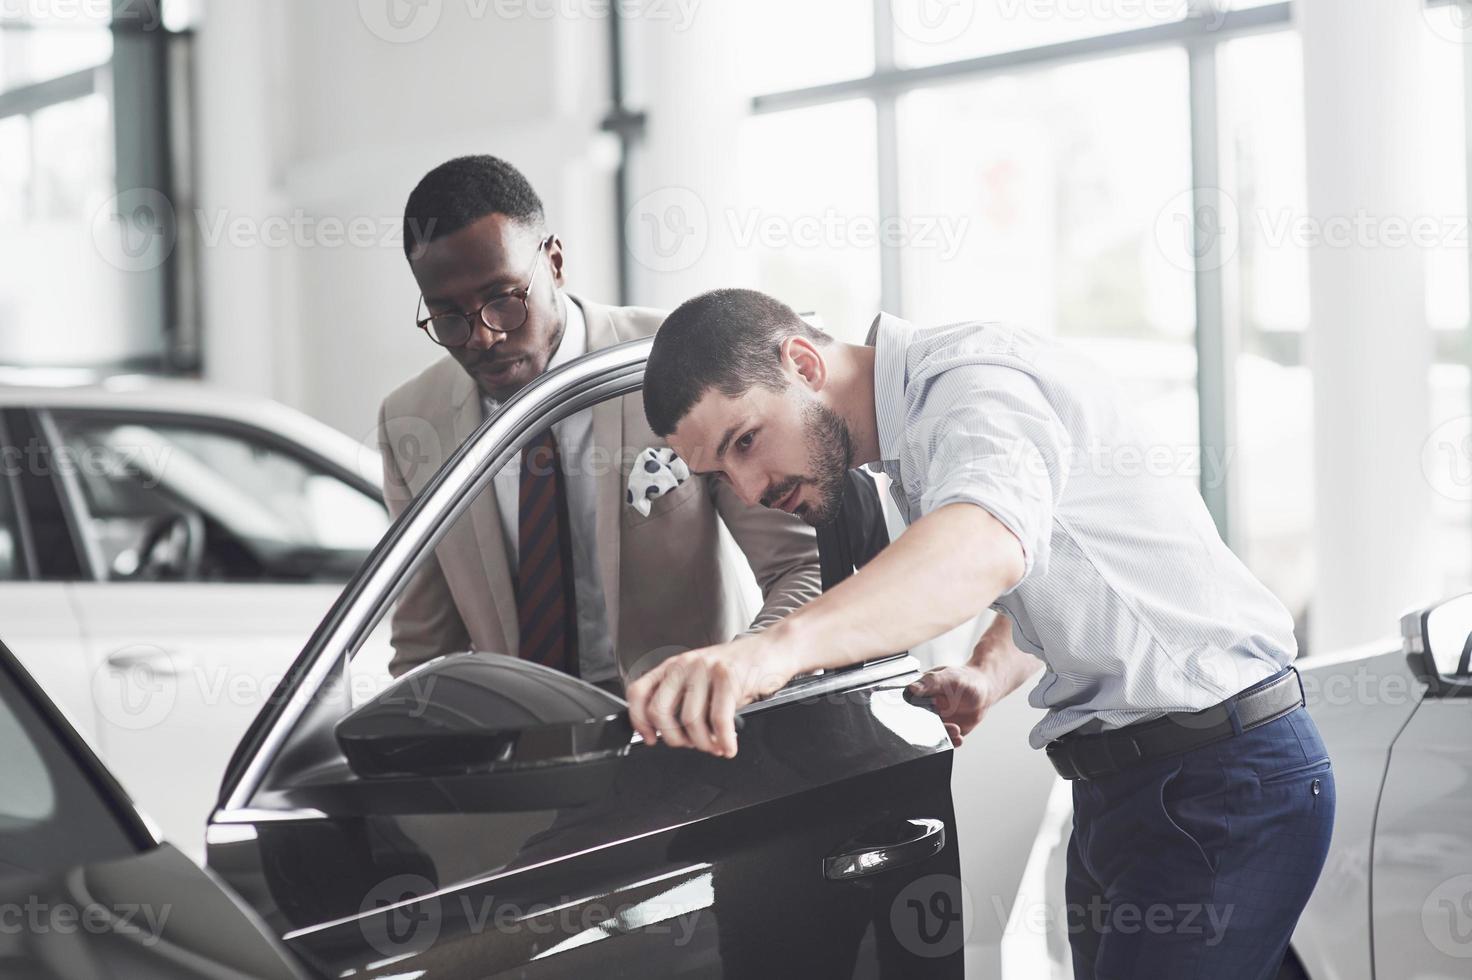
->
[415, 235, 554, 348]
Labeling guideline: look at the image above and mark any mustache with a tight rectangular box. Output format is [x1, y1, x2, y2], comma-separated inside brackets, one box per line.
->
[760, 477, 803, 509]
[468, 352, 522, 370]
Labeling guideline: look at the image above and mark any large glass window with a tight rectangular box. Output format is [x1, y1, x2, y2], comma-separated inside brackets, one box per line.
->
[0, 7, 195, 372]
[1217, 30, 1313, 637]
[734, 0, 873, 95]
[1424, 1, 1472, 599]
[739, 2, 1328, 641]
[891, 0, 1183, 69]
[738, 99, 882, 340]
[896, 48, 1199, 494]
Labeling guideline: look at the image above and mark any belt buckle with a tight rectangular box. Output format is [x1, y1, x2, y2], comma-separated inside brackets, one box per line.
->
[1046, 739, 1086, 781]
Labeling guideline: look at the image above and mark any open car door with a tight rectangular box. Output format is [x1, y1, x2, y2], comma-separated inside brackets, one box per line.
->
[205, 339, 966, 978]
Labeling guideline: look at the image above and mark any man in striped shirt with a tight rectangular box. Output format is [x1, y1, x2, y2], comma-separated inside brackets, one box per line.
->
[629, 287, 1334, 980]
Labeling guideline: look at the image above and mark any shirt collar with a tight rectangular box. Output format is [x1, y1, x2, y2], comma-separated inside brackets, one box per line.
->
[865, 312, 915, 466]
[481, 291, 586, 414]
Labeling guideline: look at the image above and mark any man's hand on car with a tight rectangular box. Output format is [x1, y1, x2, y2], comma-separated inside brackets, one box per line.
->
[626, 633, 798, 758]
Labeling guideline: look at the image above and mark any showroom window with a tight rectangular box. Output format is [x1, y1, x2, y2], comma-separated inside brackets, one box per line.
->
[0, 1, 198, 373]
[729, 0, 1472, 649]
[1424, 0, 1472, 599]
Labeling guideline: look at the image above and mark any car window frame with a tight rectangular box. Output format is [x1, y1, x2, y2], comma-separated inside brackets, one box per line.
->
[217, 338, 916, 817]
[0, 411, 39, 581]
[2, 408, 92, 581]
[36, 406, 388, 585]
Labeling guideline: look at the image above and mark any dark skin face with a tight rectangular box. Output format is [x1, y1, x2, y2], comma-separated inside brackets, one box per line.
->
[410, 212, 568, 402]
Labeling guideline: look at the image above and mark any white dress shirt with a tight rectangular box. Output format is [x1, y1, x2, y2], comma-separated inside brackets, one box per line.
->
[866, 313, 1297, 748]
[481, 294, 617, 682]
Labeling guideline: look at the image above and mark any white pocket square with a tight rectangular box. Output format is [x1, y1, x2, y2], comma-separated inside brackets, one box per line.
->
[626, 447, 691, 516]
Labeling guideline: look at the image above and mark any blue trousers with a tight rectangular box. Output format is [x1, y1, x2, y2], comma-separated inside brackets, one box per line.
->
[1065, 705, 1335, 980]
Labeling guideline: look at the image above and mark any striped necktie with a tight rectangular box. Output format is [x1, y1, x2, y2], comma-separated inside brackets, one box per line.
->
[517, 428, 579, 676]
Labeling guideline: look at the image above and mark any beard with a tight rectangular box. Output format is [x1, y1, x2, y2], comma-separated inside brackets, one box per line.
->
[760, 400, 853, 527]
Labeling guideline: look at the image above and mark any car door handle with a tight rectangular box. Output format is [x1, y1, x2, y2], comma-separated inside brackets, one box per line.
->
[823, 818, 946, 881]
[105, 647, 192, 677]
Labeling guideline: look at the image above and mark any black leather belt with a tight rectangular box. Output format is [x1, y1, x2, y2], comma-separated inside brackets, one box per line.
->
[1045, 667, 1304, 781]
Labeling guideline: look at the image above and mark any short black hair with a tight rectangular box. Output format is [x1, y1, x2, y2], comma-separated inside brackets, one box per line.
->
[402, 155, 545, 259]
[644, 288, 832, 437]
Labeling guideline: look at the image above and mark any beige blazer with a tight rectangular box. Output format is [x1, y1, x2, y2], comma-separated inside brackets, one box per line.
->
[376, 294, 822, 683]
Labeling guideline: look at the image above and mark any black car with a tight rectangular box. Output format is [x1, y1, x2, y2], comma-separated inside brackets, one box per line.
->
[0, 639, 308, 980]
[203, 339, 967, 977]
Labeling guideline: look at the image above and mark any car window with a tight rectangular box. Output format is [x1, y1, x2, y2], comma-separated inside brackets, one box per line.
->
[0, 461, 24, 581]
[51, 413, 390, 583]
[0, 668, 137, 879]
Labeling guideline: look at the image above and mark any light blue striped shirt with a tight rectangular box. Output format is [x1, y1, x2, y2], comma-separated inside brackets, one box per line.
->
[865, 314, 1297, 748]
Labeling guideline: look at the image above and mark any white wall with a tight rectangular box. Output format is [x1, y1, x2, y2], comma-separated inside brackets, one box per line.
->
[194, 0, 618, 441]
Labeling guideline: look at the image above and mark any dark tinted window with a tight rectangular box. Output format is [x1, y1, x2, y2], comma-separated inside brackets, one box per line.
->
[0, 668, 137, 880]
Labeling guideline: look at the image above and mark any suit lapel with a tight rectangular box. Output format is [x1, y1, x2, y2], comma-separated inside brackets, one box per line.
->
[450, 380, 519, 656]
[576, 294, 625, 649]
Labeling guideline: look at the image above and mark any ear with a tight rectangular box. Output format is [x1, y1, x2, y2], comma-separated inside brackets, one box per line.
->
[547, 235, 566, 288]
[780, 335, 827, 392]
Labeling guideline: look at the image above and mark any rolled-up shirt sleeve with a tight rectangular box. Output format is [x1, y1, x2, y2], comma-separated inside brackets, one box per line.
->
[906, 363, 1071, 587]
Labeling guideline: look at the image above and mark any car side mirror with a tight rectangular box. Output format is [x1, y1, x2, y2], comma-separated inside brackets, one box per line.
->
[1401, 593, 1472, 697]
[336, 653, 633, 781]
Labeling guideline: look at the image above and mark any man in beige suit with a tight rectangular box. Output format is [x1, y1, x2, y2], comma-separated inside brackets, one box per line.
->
[379, 155, 821, 687]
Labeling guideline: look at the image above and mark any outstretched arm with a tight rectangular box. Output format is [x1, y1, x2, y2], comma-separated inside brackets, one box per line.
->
[626, 501, 1026, 756]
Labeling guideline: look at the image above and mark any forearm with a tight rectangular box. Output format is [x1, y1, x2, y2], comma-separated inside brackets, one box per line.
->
[769, 503, 1025, 675]
[966, 613, 1041, 699]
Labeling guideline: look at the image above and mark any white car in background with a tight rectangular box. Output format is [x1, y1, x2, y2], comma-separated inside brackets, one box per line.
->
[1012, 594, 1472, 979]
[0, 376, 391, 859]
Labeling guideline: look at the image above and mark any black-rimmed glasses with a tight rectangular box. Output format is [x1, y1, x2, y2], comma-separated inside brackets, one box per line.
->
[415, 235, 553, 348]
